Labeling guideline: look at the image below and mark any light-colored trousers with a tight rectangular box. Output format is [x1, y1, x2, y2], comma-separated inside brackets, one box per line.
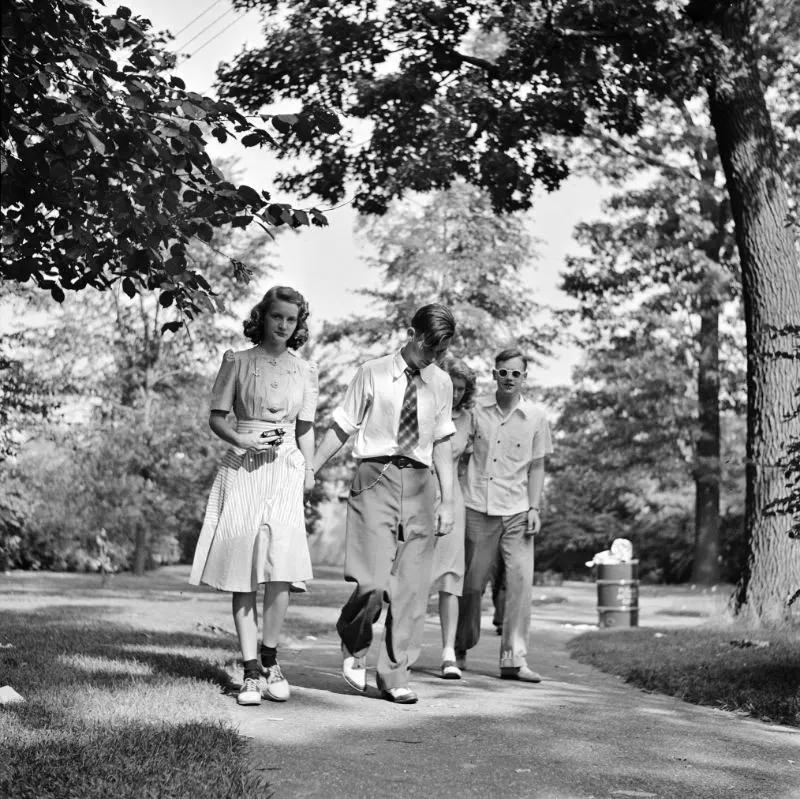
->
[336, 459, 436, 689]
[455, 509, 533, 668]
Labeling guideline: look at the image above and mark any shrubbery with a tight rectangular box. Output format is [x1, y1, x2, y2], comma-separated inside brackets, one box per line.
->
[537, 502, 746, 585]
[1, 381, 219, 574]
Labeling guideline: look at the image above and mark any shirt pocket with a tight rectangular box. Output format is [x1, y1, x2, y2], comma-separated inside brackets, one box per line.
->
[505, 439, 530, 462]
[472, 429, 490, 462]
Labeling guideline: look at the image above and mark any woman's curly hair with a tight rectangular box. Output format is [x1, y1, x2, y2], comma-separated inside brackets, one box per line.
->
[442, 356, 477, 412]
[243, 286, 310, 350]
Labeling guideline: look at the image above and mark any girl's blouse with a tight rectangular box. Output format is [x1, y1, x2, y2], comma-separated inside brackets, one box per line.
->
[451, 408, 472, 461]
[209, 346, 319, 423]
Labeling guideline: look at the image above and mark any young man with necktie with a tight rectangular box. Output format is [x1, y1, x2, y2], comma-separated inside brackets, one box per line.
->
[455, 348, 554, 683]
[313, 304, 457, 704]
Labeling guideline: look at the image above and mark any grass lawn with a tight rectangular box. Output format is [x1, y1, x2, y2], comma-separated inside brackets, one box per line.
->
[567, 626, 800, 727]
[0, 604, 271, 799]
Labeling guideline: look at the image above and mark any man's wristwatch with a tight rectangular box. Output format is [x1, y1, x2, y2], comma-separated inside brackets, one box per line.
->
[529, 506, 540, 512]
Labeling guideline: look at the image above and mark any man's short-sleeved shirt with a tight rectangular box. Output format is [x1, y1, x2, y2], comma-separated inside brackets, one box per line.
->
[332, 351, 456, 467]
[463, 394, 554, 516]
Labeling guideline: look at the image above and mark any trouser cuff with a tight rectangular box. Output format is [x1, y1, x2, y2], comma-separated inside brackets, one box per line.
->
[499, 650, 527, 669]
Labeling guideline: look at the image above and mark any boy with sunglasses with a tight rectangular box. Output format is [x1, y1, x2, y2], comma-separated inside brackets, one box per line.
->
[455, 348, 553, 682]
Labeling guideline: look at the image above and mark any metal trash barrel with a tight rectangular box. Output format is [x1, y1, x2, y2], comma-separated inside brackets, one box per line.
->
[597, 560, 639, 628]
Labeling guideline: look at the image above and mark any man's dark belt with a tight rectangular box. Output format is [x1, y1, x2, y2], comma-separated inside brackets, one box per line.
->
[361, 455, 428, 470]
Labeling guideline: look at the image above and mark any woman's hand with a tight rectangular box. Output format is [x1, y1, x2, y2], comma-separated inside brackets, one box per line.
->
[237, 431, 283, 452]
[303, 468, 315, 497]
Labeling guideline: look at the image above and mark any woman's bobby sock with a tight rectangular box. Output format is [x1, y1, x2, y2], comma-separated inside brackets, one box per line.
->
[243, 659, 261, 680]
[260, 644, 277, 669]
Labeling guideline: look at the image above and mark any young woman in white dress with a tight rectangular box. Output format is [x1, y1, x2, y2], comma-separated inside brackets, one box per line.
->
[430, 357, 476, 679]
[190, 286, 318, 705]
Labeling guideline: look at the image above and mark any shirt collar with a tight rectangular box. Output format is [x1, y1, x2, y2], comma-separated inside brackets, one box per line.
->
[393, 350, 434, 383]
[477, 393, 533, 417]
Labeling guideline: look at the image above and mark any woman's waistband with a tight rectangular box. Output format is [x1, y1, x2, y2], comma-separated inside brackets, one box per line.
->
[236, 419, 296, 435]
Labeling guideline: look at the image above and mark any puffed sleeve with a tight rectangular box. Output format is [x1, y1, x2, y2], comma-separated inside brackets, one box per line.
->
[209, 350, 237, 413]
[297, 360, 319, 422]
[332, 364, 372, 436]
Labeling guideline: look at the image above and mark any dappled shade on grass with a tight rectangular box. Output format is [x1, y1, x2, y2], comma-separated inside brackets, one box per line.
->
[0, 605, 271, 799]
[567, 627, 800, 727]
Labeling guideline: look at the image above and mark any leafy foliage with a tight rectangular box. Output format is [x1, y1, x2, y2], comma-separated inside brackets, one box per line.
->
[0, 224, 274, 572]
[221, 0, 715, 214]
[537, 307, 747, 583]
[321, 181, 557, 368]
[1, 0, 338, 319]
[558, 99, 750, 583]
[1, 380, 218, 573]
[0, 351, 56, 463]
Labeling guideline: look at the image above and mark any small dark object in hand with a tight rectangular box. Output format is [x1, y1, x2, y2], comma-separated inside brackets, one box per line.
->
[261, 429, 285, 441]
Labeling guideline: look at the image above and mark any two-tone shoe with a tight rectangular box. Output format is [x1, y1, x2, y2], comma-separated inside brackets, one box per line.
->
[376, 674, 418, 704]
[237, 676, 262, 706]
[500, 664, 542, 683]
[441, 660, 462, 679]
[342, 645, 367, 693]
[262, 663, 291, 701]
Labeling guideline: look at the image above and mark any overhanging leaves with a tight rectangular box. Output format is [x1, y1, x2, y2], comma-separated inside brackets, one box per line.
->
[1, 0, 340, 320]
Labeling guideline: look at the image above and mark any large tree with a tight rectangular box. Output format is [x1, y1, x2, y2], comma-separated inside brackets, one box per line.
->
[221, 0, 800, 623]
[1, 0, 338, 320]
[562, 100, 745, 585]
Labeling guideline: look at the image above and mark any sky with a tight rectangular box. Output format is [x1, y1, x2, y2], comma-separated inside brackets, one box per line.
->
[122, 0, 609, 385]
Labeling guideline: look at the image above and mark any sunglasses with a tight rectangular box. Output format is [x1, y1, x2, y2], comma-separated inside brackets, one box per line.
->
[495, 369, 525, 378]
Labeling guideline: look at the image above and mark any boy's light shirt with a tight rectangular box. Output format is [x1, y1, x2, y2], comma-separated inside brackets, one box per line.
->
[463, 394, 554, 516]
[333, 351, 456, 467]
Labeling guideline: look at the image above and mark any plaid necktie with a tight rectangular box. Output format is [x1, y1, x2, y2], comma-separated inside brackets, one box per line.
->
[397, 367, 419, 453]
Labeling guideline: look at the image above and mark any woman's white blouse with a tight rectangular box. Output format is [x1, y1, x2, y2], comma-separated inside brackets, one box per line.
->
[209, 346, 318, 423]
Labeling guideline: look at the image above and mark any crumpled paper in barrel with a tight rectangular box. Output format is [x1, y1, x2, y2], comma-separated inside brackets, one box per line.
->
[585, 537, 634, 567]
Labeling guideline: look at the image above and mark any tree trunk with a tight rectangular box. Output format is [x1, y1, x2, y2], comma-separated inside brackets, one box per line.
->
[131, 363, 155, 576]
[692, 300, 721, 584]
[133, 525, 148, 577]
[702, 3, 800, 624]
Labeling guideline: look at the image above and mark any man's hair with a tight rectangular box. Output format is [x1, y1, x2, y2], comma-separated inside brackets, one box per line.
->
[411, 304, 456, 346]
[494, 348, 528, 370]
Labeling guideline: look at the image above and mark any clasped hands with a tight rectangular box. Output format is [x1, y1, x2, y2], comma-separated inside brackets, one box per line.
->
[238, 430, 284, 452]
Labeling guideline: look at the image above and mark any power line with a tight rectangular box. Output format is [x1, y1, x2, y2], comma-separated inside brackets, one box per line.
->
[172, 0, 223, 38]
[185, 14, 244, 60]
[174, 6, 236, 52]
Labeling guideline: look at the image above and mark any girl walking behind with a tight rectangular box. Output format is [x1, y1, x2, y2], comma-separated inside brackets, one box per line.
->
[431, 357, 476, 679]
[190, 286, 318, 705]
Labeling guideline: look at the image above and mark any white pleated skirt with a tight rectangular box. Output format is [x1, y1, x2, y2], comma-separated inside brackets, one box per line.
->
[189, 419, 313, 592]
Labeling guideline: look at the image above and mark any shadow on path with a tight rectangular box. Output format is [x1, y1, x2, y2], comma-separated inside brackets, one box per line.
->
[234, 625, 800, 799]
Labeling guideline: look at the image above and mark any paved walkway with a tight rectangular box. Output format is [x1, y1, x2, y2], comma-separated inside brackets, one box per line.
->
[3, 568, 796, 797]
[233, 572, 799, 799]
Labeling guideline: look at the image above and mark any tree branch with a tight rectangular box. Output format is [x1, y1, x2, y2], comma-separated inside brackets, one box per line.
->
[586, 125, 701, 181]
[453, 51, 499, 76]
